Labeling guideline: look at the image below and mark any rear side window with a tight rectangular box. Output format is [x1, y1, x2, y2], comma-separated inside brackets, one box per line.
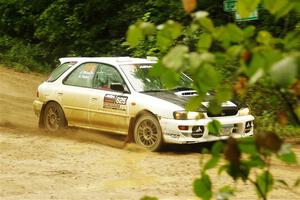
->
[63, 62, 97, 88]
[47, 62, 76, 82]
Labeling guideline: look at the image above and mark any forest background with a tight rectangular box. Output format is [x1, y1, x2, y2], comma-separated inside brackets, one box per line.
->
[0, 0, 299, 135]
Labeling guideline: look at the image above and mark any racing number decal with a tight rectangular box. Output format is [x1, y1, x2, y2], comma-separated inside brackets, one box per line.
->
[103, 94, 128, 111]
[115, 96, 127, 105]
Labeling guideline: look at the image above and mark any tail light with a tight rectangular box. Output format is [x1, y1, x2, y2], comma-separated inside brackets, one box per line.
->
[36, 91, 39, 98]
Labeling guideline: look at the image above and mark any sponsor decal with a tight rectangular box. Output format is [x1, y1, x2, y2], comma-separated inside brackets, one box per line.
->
[192, 126, 205, 138]
[191, 132, 203, 138]
[192, 126, 204, 133]
[165, 133, 180, 138]
[245, 121, 252, 129]
[103, 94, 128, 111]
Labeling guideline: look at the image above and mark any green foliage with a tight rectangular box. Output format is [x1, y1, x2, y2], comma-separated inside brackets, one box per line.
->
[162, 45, 188, 69]
[255, 118, 300, 137]
[0, 0, 155, 71]
[126, 0, 300, 127]
[149, 61, 181, 88]
[193, 173, 212, 200]
[237, 0, 260, 18]
[256, 171, 274, 198]
[126, 1, 300, 200]
[203, 142, 223, 170]
[270, 56, 298, 88]
[238, 137, 257, 154]
[140, 196, 158, 200]
[216, 186, 235, 200]
[157, 20, 182, 52]
[277, 144, 298, 164]
[207, 120, 221, 136]
[0, 36, 51, 72]
[198, 133, 298, 200]
[127, 24, 145, 47]
[263, 0, 294, 19]
[197, 33, 212, 51]
[0, 0, 298, 77]
[127, 21, 156, 48]
[193, 11, 215, 32]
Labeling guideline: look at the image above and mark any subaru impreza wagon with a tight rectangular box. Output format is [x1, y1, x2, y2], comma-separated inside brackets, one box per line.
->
[33, 57, 254, 151]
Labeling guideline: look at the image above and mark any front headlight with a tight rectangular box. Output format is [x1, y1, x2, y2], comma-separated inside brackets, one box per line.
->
[239, 108, 250, 116]
[173, 111, 205, 120]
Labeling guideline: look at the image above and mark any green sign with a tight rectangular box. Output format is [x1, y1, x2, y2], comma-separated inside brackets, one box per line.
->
[235, 10, 258, 21]
[224, 0, 259, 22]
[224, 0, 236, 12]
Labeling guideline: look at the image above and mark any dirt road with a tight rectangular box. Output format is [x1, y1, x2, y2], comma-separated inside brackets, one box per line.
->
[0, 66, 299, 200]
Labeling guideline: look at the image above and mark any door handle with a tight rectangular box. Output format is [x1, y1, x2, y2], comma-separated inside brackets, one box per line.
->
[91, 97, 98, 101]
[57, 92, 63, 96]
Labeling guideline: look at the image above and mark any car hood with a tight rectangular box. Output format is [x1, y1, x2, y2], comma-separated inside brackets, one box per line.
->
[143, 90, 190, 108]
[142, 90, 241, 115]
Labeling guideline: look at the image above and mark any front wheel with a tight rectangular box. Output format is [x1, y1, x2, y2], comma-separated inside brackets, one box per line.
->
[134, 114, 163, 151]
[43, 102, 67, 132]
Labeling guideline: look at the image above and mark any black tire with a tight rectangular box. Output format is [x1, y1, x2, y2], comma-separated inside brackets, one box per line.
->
[43, 102, 67, 132]
[134, 114, 163, 151]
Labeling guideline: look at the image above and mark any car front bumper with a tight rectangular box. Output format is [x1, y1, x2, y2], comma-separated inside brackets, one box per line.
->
[33, 100, 44, 117]
[160, 115, 255, 144]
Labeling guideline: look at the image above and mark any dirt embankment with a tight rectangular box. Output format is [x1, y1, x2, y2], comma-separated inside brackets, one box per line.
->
[0, 66, 300, 200]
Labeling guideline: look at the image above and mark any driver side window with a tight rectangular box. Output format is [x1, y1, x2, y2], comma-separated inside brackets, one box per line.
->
[93, 64, 128, 92]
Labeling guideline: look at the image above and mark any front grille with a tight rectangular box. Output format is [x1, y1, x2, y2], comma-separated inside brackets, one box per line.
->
[207, 107, 238, 117]
[232, 124, 239, 133]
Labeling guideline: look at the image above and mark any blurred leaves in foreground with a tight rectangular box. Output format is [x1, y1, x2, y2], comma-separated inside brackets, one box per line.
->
[127, 0, 300, 200]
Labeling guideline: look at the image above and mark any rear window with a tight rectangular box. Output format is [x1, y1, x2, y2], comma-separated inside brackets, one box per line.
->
[47, 62, 76, 82]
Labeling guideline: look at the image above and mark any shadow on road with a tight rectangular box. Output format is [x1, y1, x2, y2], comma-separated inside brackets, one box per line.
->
[0, 122, 219, 154]
[64, 127, 218, 154]
[161, 142, 216, 154]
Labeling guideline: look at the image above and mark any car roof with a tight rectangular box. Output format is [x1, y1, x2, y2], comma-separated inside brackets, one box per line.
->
[59, 57, 156, 66]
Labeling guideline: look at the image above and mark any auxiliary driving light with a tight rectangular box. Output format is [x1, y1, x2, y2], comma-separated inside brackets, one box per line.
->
[239, 108, 250, 116]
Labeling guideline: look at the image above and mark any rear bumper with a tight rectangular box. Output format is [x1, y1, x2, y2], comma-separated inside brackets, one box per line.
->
[160, 115, 255, 144]
[33, 100, 44, 117]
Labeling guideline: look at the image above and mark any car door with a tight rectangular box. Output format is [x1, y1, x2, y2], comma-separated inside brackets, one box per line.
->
[59, 62, 97, 128]
[89, 63, 130, 134]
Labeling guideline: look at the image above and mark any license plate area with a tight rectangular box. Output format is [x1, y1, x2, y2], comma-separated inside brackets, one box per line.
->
[220, 124, 234, 136]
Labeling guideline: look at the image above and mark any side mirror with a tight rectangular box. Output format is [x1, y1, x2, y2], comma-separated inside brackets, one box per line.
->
[110, 83, 125, 92]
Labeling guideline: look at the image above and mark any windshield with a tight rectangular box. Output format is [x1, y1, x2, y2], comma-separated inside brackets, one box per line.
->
[120, 64, 193, 92]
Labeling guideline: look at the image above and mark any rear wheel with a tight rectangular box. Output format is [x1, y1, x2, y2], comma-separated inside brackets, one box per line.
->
[44, 102, 67, 132]
[134, 114, 163, 151]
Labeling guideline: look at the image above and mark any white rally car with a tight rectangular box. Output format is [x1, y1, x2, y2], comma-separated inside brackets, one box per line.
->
[33, 57, 254, 151]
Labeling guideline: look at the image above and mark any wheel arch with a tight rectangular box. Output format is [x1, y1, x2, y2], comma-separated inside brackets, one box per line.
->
[39, 100, 67, 128]
[127, 109, 161, 143]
